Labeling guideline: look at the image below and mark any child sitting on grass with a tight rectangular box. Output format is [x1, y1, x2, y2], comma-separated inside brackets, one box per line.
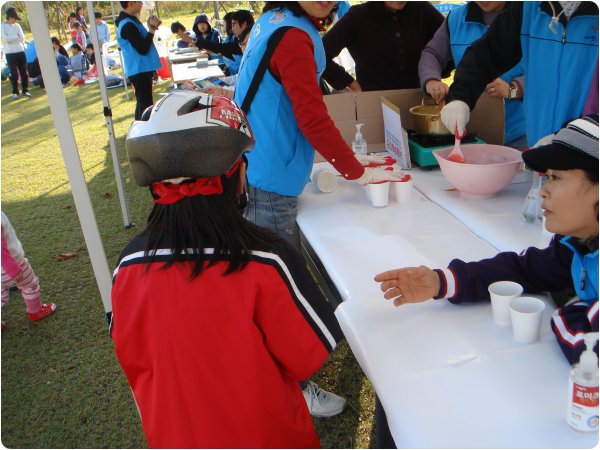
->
[1, 212, 56, 329]
[375, 115, 599, 364]
[68, 43, 87, 83]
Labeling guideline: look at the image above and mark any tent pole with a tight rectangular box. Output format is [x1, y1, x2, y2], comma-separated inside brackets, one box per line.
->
[26, 2, 113, 319]
[110, 0, 130, 100]
[87, 1, 133, 228]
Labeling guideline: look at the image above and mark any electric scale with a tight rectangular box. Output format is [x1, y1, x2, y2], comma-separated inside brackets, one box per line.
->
[407, 130, 486, 167]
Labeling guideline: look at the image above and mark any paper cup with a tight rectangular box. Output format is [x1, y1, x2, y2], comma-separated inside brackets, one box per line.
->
[509, 297, 546, 343]
[367, 182, 390, 207]
[488, 281, 523, 326]
[311, 169, 337, 193]
[393, 178, 413, 203]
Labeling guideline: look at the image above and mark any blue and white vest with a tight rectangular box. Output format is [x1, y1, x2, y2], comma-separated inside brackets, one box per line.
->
[448, 3, 525, 144]
[117, 17, 161, 77]
[234, 8, 326, 197]
[519, 2, 598, 145]
[561, 237, 599, 305]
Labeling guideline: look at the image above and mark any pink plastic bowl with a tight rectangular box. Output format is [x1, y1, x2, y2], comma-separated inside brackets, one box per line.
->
[432, 144, 522, 199]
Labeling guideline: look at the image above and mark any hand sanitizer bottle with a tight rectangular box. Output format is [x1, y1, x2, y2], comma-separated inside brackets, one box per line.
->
[567, 332, 599, 432]
[352, 123, 367, 156]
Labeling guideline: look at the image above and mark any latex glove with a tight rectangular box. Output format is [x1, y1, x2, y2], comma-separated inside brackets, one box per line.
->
[425, 80, 448, 104]
[355, 154, 390, 166]
[441, 100, 470, 137]
[374, 265, 440, 307]
[532, 133, 555, 148]
[350, 166, 405, 185]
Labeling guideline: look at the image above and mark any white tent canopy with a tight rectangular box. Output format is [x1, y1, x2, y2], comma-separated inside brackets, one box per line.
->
[26, 2, 122, 316]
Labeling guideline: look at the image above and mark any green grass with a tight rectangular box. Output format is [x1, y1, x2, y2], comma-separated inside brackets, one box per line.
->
[1, 53, 376, 450]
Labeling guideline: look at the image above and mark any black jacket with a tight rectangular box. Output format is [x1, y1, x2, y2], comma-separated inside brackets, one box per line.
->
[322, 1, 447, 91]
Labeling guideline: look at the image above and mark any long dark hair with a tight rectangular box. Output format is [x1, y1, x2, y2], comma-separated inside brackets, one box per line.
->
[263, 2, 339, 28]
[143, 164, 282, 279]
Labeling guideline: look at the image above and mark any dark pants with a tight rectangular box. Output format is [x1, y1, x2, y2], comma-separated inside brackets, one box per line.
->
[129, 71, 154, 120]
[375, 396, 397, 448]
[6, 51, 28, 95]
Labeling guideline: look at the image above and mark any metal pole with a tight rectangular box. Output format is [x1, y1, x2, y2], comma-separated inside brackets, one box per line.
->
[87, 0, 133, 228]
[110, 0, 130, 100]
[26, 1, 113, 318]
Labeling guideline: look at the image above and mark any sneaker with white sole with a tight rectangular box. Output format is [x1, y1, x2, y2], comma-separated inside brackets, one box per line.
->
[302, 381, 346, 418]
[12, 94, 19, 100]
[27, 303, 56, 321]
[22, 91, 31, 98]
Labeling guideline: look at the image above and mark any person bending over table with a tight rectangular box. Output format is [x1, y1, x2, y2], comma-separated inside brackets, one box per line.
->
[234, 0, 405, 419]
[375, 115, 599, 365]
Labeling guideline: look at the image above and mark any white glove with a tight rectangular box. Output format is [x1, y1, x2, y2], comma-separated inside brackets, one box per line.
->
[441, 100, 470, 137]
[532, 133, 555, 148]
[351, 167, 405, 185]
[355, 154, 390, 166]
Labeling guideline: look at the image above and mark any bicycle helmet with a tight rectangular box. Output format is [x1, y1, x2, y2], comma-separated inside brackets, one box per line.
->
[125, 91, 254, 186]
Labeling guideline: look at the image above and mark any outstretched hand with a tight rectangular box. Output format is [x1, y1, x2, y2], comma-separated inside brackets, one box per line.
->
[374, 265, 440, 306]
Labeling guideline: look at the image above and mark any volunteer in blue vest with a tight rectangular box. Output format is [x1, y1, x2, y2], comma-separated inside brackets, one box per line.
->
[419, 1, 527, 149]
[116, 1, 162, 120]
[375, 114, 599, 366]
[440, 1, 599, 147]
[234, 1, 404, 418]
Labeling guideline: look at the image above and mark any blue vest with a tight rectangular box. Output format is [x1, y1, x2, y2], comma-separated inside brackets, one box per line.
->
[234, 8, 326, 197]
[117, 17, 161, 77]
[448, 3, 525, 144]
[561, 237, 599, 305]
[520, 2, 598, 145]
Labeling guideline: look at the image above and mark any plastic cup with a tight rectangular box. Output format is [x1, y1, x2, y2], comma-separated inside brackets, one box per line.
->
[488, 281, 523, 326]
[393, 178, 413, 203]
[509, 297, 546, 343]
[311, 169, 337, 193]
[367, 182, 390, 207]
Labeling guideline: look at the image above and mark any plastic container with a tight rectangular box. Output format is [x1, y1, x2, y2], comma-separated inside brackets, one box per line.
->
[567, 332, 599, 432]
[352, 123, 367, 156]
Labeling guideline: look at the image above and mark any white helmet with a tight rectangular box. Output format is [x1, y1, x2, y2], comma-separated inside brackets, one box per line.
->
[126, 91, 254, 186]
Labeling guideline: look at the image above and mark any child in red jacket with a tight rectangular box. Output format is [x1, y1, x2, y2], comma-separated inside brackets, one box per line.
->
[112, 92, 344, 448]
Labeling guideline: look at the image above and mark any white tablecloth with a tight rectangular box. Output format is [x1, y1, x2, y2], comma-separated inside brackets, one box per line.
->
[296, 162, 597, 448]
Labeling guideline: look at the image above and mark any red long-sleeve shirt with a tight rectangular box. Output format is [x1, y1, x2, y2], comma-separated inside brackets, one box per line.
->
[269, 28, 364, 180]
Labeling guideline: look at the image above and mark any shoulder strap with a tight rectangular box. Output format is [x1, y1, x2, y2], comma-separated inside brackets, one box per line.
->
[240, 26, 293, 114]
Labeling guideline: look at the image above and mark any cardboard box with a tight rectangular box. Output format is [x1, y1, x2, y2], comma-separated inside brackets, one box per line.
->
[316, 88, 505, 165]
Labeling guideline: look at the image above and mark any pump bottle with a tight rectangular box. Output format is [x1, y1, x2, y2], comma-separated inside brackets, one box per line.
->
[567, 332, 599, 432]
[352, 123, 367, 156]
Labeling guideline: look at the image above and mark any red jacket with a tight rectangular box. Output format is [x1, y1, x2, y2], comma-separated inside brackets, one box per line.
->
[111, 235, 344, 448]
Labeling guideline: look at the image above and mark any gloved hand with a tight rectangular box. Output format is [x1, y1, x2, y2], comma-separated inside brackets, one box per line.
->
[355, 154, 391, 166]
[441, 100, 470, 137]
[532, 133, 555, 148]
[147, 15, 161, 31]
[350, 167, 406, 185]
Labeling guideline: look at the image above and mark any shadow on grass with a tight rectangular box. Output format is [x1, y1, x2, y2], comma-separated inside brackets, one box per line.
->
[1, 145, 151, 448]
[1, 81, 375, 449]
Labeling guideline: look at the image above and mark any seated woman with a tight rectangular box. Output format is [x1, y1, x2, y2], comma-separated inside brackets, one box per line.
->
[375, 115, 599, 365]
[112, 91, 344, 448]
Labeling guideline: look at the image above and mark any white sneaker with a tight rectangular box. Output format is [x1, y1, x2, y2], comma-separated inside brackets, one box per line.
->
[302, 381, 346, 418]
[22, 91, 31, 98]
[12, 94, 19, 99]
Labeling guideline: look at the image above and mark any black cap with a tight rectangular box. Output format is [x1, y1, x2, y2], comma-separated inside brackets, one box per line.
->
[522, 114, 599, 174]
[6, 7, 21, 20]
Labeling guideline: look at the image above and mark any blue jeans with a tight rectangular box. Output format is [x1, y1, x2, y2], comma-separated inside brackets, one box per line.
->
[245, 185, 301, 252]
